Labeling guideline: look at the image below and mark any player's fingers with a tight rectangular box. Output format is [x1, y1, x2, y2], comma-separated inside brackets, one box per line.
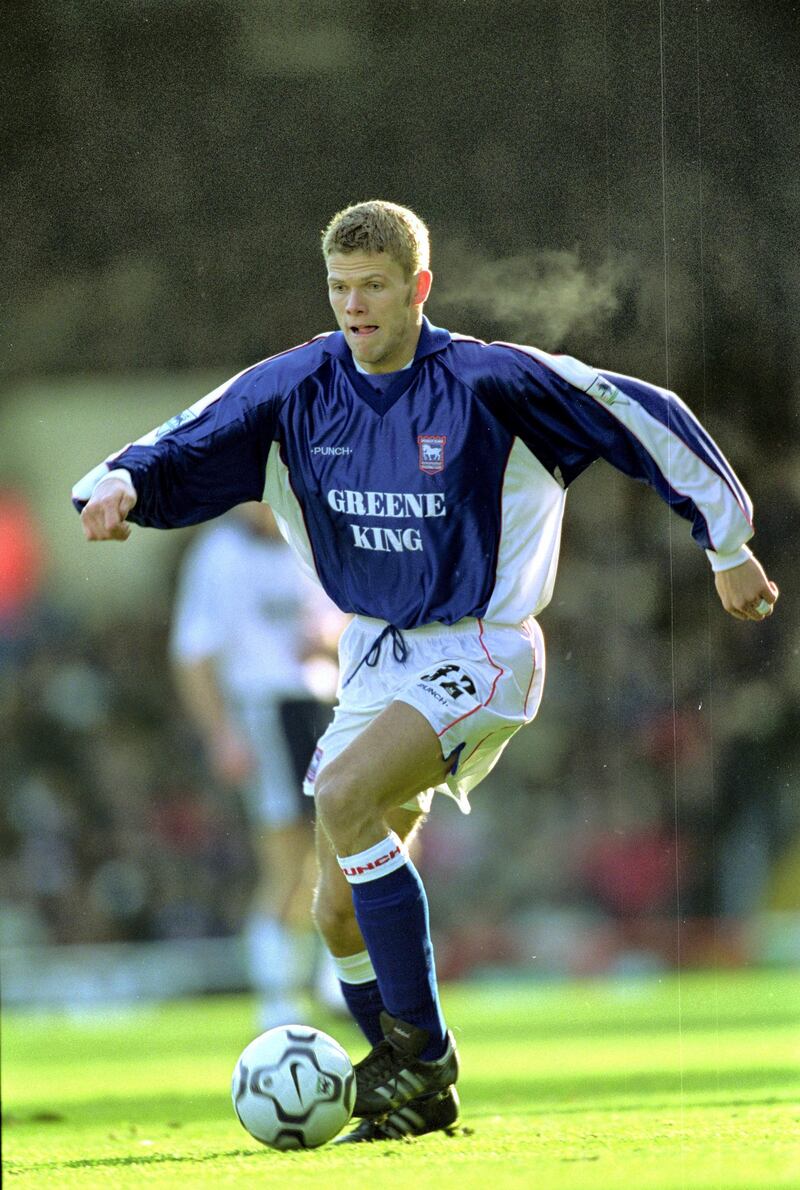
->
[758, 583, 778, 615]
[102, 499, 124, 532]
[81, 507, 105, 541]
[80, 501, 130, 541]
[727, 608, 748, 621]
[745, 591, 778, 620]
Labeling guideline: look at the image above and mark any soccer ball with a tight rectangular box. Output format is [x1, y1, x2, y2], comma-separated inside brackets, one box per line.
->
[231, 1025, 355, 1150]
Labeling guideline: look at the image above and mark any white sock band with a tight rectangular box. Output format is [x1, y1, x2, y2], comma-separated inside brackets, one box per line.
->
[337, 832, 408, 884]
[331, 949, 377, 985]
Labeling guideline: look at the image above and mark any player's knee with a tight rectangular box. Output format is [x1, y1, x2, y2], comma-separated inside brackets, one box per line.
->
[314, 766, 368, 840]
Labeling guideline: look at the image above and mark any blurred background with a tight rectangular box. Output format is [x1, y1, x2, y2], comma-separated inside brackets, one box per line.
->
[2, 0, 799, 1008]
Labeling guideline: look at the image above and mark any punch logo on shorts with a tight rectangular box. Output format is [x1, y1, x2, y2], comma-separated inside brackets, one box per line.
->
[419, 664, 477, 701]
[418, 434, 447, 474]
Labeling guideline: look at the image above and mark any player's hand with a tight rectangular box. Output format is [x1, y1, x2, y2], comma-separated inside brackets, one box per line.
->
[80, 477, 137, 541]
[714, 556, 779, 622]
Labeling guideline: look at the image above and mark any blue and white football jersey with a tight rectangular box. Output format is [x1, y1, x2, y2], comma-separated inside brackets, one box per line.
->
[73, 318, 753, 629]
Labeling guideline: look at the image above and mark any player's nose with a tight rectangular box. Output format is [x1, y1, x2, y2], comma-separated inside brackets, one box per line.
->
[344, 288, 365, 314]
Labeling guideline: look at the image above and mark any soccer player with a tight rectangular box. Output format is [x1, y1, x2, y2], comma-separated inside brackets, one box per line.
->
[170, 501, 344, 1027]
[73, 200, 778, 1143]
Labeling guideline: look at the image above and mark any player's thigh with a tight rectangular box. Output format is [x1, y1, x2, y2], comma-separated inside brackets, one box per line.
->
[315, 699, 451, 819]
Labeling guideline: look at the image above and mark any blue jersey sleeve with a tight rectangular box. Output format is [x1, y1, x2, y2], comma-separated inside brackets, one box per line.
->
[476, 344, 753, 556]
[72, 365, 281, 529]
[587, 368, 752, 554]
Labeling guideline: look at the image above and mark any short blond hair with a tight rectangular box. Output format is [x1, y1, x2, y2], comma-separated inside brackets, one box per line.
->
[321, 200, 430, 279]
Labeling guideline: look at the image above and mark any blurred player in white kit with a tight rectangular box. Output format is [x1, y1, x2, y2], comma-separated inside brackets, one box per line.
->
[170, 501, 345, 1025]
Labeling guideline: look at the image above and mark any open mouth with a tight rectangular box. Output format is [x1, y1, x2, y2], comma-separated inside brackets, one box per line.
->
[350, 325, 378, 338]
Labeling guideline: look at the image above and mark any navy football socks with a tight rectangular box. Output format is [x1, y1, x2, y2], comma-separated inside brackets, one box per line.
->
[338, 834, 447, 1061]
[337, 977, 385, 1047]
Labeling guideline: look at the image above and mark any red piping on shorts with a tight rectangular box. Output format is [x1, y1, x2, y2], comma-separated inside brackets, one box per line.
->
[436, 618, 505, 737]
[461, 731, 493, 765]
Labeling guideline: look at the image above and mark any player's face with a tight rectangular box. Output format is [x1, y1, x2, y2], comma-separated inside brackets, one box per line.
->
[326, 251, 432, 373]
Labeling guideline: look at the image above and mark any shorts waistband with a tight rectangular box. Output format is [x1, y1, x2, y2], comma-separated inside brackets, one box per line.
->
[350, 615, 533, 638]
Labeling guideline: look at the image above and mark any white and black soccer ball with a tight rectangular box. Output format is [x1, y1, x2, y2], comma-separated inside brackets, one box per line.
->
[231, 1025, 355, 1150]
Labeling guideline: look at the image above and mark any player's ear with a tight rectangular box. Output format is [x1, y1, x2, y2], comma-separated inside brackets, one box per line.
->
[412, 269, 433, 307]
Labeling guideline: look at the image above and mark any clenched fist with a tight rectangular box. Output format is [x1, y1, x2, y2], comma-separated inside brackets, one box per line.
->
[80, 475, 138, 541]
[714, 555, 779, 622]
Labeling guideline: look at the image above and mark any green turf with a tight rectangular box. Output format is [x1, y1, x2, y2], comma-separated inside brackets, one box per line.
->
[3, 968, 798, 1187]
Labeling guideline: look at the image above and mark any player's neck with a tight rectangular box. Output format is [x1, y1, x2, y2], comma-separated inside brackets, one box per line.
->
[352, 355, 414, 378]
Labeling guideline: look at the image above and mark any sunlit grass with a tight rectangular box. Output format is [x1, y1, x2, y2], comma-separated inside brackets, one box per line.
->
[3, 968, 798, 1188]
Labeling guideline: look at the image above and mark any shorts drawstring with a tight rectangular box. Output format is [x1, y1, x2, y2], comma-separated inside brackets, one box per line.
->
[343, 624, 409, 688]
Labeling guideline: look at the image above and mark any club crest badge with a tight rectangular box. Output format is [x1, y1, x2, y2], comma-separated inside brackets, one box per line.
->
[417, 434, 447, 475]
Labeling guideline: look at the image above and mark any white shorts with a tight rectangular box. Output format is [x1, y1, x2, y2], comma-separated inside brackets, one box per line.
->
[235, 697, 327, 828]
[303, 615, 545, 814]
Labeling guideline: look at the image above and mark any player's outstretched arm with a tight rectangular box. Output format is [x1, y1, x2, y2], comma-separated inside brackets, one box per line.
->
[80, 475, 138, 542]
[714, 555, 779, 622]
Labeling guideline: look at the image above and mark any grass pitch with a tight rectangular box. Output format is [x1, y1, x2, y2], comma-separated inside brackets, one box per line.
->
[2, 968, 798, 1188]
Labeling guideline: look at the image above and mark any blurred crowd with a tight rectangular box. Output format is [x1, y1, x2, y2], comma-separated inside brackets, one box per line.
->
[1, 461, 799, 978]
[1, 607, 253, 950]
